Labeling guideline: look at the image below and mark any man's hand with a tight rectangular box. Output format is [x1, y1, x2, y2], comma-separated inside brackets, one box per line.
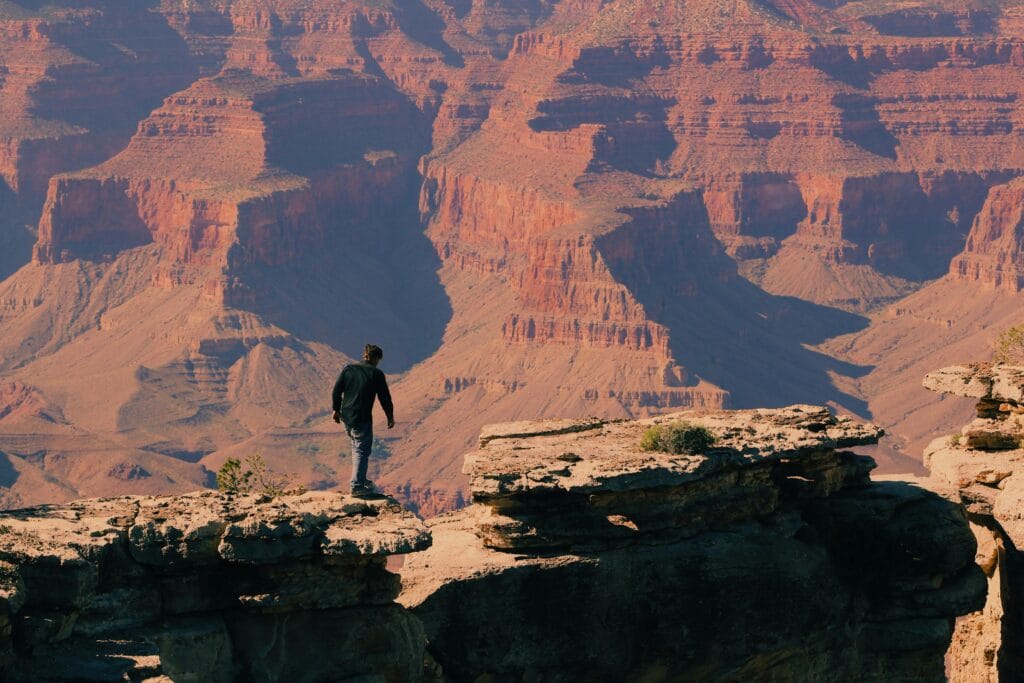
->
[332, 410, 342, 424]
[387, 418, 395, 429]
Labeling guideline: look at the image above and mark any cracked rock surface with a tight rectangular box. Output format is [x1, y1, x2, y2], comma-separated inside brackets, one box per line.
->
[402, 405, 983, 682]
[922, 364, 1024, 682]
[0, 491, 430, 682]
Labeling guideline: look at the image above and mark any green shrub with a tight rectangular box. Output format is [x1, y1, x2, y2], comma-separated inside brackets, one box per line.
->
[993, 325, 1024, 364]
[216, 454, 300, 498]
[216, 458, 252, 494]
[639, 422, 716, 455]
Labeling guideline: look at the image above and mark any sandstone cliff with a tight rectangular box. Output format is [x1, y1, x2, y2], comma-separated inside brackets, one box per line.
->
[0, 490, 431, 681]
[950, 178, 1024, 292]
[0, 0, 200, 278]
[0, 406, 987, 681]
[401, 406, 985, 681]
[920, 364, 1024, 681]
[381, 0, 1024, 511]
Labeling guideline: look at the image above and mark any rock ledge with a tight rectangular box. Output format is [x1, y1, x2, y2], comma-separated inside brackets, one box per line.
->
[402, 405, 983, 682]
[922, 364, 1024, 681]
[464, 405, 882, 551]
[0, 491, 430, 682]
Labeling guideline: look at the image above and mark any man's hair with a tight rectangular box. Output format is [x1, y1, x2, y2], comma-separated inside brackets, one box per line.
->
[363, 344, 383, 362]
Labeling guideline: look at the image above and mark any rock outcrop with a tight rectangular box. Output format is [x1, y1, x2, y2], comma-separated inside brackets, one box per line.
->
[921, 364, 1024, 681]
[0, 406, 991, 681]
[401, 406, 985, 681]
[0, 490, 431, 682]
[950, 179, 1024, 292]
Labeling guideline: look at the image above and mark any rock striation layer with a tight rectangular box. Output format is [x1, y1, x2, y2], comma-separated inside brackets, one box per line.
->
[401, 406, 985, 682]
[0, 490, 430, 682]
[950, 179, 1024, 292]
[922, 363, 1024, 681]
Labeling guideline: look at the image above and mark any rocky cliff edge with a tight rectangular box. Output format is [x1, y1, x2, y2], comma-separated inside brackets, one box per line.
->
[401, 405, 985, 682]
[922, 364, 1024, 681]
[0, 491, 430, 681]
[0, 405, 986, 682]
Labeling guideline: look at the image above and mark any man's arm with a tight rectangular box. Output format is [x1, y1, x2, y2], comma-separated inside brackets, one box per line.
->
[331, 368, 346, 423]
[375, 370, 395, 428]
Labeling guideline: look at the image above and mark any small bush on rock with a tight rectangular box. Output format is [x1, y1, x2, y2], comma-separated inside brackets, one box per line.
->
[993, 325, 1024, 364]
[639, 422, 716, 455]
[216, 454, 302, 498]
[216, 458, 252, 494]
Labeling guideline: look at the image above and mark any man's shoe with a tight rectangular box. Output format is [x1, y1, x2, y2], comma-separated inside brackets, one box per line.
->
[350, 481, 380, 497]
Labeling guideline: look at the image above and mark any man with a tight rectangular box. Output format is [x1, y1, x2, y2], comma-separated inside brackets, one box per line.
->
[332, 344, 395, 496]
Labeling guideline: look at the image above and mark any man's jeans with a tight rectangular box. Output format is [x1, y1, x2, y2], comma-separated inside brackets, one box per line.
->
[346, 421, 373, 488]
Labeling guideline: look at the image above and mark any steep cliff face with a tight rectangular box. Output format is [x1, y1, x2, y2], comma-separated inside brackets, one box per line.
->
[496, 0, 1024, 311]
[401, 406, 984, 681]
[33, 72, 426, 274]
[382, 0, 1024, 511]
[920, 364, 1024, 681]
[950, 178, 1024, 292]
[0, 0, 200, 278]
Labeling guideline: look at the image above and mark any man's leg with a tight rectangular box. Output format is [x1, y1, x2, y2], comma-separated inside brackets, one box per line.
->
[346, 421, 373, 489]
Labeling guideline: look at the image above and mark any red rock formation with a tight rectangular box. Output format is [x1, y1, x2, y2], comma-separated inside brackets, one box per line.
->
[950, 178, 1024, 292]
[33, 73, 424, 294]
[0, 0, 200, 279]
[6, 0, 1024, 514]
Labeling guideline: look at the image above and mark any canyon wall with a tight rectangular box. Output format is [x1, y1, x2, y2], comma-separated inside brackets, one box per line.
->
[920, 364, 1024, 681]
[950, 178, 1024, 292]
[0, 0, 201, 277]
[382, 0, 1024, 512]
[3, 0, 1024, 512]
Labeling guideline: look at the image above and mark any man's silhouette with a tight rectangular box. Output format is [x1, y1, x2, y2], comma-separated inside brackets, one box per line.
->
[332, 344, 394, 496]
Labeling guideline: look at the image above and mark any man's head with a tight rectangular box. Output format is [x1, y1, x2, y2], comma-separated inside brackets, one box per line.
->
[363, 344, 384, 366]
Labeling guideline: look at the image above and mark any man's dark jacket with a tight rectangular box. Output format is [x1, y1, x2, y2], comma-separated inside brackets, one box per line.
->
[332, 362, 394, 426]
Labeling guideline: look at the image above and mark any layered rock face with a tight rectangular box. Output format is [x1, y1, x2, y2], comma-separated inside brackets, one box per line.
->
[401, 406, 985, 681]
[384, 0, 1024, 511]
[0, 0, 199, 277]
[921, 364, 1024, 681]
[0, 490, 431, 681]
[950, 178, 1024, 292]
[33, 71, 426, 289]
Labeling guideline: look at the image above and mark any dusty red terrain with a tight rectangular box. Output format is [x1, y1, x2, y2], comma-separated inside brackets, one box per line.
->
[1, 0, 1024, 514]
